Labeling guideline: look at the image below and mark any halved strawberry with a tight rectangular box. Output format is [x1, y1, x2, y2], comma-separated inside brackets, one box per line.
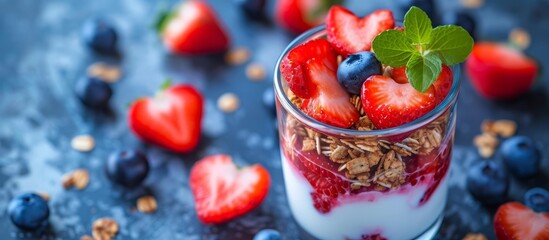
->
[494, 202, 549, 240]
[280, 38, 338, 98]
[301, 58, 359, 128]
[361, 75, 437, 129]
[391, 65, 453, 105]
[326, 6, 394, 56]
[189, 154, 270, 224]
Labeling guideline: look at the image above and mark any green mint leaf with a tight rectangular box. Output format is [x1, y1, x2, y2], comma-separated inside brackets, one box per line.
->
[404, 6, 432, 45]
[372, 30, 416, 67]
[405, 52, 442, 93]
[429, 25, 474, 65]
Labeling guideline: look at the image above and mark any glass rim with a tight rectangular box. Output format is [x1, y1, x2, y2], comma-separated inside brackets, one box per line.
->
[273, 25, 461, 136]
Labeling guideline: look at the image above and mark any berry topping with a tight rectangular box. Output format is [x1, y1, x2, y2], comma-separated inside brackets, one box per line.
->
[128, 84, 203, 153]
[494, 202, 549, 240]
[8, 193, 50, 231]
[326, 7, 395, 56]
[81, 18, 118, 54]
[465, 42, 538, 100]
[361, 75, 437, 129]
[280, 38, 338, 98]
[301, 57, 359, 128]
[189, 154, 270, 224]
[106, 150, 150, 188]
[524, 188, 549, 213]
[75, 76, 113, 109]
[501, 136, 541, 178]
[337, 52, 382, 95]
[253, 229, 282, 240]
[466, 160, 509, 205]
[158, 1, 230, 55]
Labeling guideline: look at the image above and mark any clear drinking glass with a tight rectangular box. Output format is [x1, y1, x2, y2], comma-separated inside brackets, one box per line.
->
[274, 26, 460, 240]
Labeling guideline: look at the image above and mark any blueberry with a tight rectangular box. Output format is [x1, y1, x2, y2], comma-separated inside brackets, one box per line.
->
[263, 88, 276, 116]
[236, 0, 266, 20]
[106, 150, 150, 188]
[442, 11, 476, 40]
[337, 52, 382, 95]
[75, 76, 113, 108]
[253, 229, 281, 240]
[466, 160, 509, 205]
[8, 193, 50, 231]
[400, 0, 439, 25]
[524, 188, 549, 212]
[82, 18, 118, 54]
[501, 136, 541, 178]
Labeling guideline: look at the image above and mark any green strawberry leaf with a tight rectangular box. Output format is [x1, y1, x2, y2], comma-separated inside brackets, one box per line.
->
[404, 6, 432, 45]
[372, 30, 416, 67]
[160, 78, 173, 91]
[429, 25, 474, 65]
[154, 10, 176, 34]
[406, 52, 442, 93]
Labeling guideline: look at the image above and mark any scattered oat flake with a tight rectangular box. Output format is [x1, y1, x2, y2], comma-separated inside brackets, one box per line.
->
[246, 63, 266, 81]
[80, 235, 93, 240]
[92, 218, 119, 240]
[71, 135, 95, 152]
[37, 192, 49, 201]
[485, 119, 516, 137]
[137, 195, 158, 213]
[509, 28, 531, 50]
[225, 47, 250, 65]
[87, 62, 122, 83]
[463, 233, 487, 240]
[217, 93, 240, 113]
[62, 169, 89, 190]
[460, 0, 484, 8]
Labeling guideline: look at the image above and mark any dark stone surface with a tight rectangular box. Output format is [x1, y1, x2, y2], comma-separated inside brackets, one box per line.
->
[0, 0, 548, 239]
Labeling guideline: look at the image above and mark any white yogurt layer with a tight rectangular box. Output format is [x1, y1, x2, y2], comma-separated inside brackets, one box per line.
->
[281, 153, 448, 240]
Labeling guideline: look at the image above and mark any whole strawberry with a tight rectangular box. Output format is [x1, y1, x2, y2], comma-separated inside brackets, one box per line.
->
[275, 0, 342, 35]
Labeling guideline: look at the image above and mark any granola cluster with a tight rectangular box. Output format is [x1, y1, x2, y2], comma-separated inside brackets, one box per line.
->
[285, 90, 450, 190]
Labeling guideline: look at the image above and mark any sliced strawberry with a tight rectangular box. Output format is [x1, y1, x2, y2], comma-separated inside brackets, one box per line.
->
[361, 75, 437, 129]
[494, 202, 549, 240]
[189, 154, 270, 224]
[161, 1, 230, 54]
[301, 58, 359, 128]
[280, 38, 338, 98]
[326, 7, 394, 56]
[391, 65, 453, 105]
[465, 42, 538, 100]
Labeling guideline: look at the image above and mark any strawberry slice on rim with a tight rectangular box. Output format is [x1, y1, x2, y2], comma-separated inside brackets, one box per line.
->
[494, 202, 549, 240]
[391, 65, 453, 105]
[326, 7, 395, 56]
[189, 154, 270, 224]
[361, 75, 437, 129]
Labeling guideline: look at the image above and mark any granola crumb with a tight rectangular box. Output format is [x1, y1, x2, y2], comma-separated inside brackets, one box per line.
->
[137, 195, 158, 214]
[225, 47, 250, 65]
[463, 233, 487, 240]
[92, 218, 119, 240]
[87, 62, 122, 83]
[460, 0, 484, 8]
[71, 135, 95, 152]
[62, 169, 89, 190]
[474, 133, 498, 158]
[246, 63, 266, 81]
[509, 28, 531, 50]
[217, 93, 240, 113]
[37, 192, 49, 201]
[483, 119, 516, 137]
[301, 138, 316, 152]
[80, 235, 93, 240]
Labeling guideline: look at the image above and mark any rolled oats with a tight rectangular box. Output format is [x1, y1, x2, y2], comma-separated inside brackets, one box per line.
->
[246, 63, 266, 81]
[217, 93, 240, 113]
[71, 135, 95, 152]
[483, 119, 516, 137]
[346, 157, 370, 175]
[87, 63, 122, 83]
[62, 169, 89, 190]
[460, 0, 484, 8]
[301, 138, 316, 152]
[509, 28, 531, 50]
[225, 47, 250, 65]
[137, 195, 158, 213]
[462, 233, 487, 240]
[92, 218, 119, 240]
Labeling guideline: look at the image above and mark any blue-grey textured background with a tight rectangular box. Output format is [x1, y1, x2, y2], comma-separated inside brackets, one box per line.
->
[0, 0, 548, 239]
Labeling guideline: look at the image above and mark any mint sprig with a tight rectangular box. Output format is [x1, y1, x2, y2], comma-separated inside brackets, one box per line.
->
[372, 6, 474, 93]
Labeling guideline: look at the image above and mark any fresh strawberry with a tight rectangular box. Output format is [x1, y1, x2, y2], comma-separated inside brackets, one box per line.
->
[128, 84, 203, 153]
[159, 1, 230, 54]
[494, 202, 549, 240]
[275, 0, 341, 35]
[280, 38, 338, 98]
[301, 58, 359, 128]
[190, 154, 270, 224]
[326, 6, 394, 56]
[361, 75, 437, 129]
[391, 65, 453, 104]
[465, 42, 538, 100]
